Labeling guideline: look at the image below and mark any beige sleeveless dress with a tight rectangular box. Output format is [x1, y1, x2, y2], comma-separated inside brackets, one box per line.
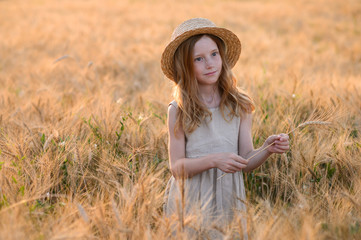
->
[164, 100, 247, 239]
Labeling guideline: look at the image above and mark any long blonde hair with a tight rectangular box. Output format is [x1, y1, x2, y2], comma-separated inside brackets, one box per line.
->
[173, 34, 255, 134]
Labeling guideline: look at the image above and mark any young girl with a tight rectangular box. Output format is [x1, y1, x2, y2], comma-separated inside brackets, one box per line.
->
[161, 18, 289, 238]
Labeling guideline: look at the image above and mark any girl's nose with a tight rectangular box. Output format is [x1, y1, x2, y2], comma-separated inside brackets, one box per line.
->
[205, 58, 213, 68]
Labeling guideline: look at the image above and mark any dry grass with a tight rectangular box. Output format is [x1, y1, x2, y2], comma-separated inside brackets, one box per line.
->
[0, 0, 360, 239]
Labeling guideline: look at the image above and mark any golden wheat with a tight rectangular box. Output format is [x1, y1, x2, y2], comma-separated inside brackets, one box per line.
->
[0, 0, 360, 239]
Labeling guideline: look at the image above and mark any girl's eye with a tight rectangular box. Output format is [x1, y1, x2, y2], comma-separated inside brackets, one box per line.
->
[212, 52, 219, 56]
[194, 57, 203, 62]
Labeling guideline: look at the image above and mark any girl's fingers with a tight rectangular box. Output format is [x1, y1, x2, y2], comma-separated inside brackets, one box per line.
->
[237, 163, 247, 169]
[275, 142, 289, 148]
[269, 149, 282, 154]
[230, 161, 247, 169]
[270, 146, 287, 153]
[271, 146, 289, 153]
[266, 133, 290, 153]
[274, 143, 289, 149]
[272, 133, 289, 143]
[234, 156, 248, 164]
[228, 165, 245, 172]
[275, 139, 290, 145]
[266, 135, 278, 145]
[279, 133, 289, 139]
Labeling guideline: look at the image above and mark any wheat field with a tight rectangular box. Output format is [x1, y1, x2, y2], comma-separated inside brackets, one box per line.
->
[0, 0, 360, 239]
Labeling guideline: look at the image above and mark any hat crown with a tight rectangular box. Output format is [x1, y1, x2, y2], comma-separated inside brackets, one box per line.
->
[171, 18, 216, 41]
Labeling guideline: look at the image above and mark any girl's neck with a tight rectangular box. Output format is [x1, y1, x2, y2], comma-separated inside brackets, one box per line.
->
[198, 84, 220, 108]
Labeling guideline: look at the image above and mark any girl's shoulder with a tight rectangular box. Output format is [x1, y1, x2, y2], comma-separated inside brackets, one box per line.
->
[169, 100, 178, 108]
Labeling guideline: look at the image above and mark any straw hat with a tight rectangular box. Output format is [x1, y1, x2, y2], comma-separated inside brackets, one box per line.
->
[161, 18, 241, 82]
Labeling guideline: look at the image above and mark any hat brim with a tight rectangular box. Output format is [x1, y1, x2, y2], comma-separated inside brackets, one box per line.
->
[161, 27, 241, 82]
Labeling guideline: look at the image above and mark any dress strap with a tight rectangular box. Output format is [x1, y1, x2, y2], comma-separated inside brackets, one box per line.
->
[169, 100, 178, 108]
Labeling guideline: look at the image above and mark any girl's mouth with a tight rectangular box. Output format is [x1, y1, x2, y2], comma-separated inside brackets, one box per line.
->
[205, 70, 217, 76]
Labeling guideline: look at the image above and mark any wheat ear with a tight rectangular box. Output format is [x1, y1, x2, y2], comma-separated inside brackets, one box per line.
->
[286, 121, 331, 135]
[217, 121, 331, 180]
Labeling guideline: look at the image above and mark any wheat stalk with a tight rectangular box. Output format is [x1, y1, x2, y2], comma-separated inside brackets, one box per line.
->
[217, 121, 331, 180]
[286, 121, 331, 135]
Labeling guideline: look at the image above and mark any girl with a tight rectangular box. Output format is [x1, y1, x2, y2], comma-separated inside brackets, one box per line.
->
[161, 18, 289, 238]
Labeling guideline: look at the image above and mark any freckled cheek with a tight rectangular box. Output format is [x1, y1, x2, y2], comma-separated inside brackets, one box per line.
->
[194, 63, 202, 72]
[193, 64, 205, 78]
[216, 58, 222, 69]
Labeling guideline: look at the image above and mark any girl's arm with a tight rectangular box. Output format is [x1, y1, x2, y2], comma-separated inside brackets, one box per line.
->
[168, 105, 248, 178]
[239, 113, 289, 172]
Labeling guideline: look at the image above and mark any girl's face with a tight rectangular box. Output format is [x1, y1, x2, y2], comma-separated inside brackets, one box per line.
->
[192, 35, 222, 86]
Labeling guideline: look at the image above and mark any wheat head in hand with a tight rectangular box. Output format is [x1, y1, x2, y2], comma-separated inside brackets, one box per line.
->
[216, 121, 331, 180]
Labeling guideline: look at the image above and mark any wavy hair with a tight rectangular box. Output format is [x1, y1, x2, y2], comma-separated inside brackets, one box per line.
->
[173, 34, 255, 135]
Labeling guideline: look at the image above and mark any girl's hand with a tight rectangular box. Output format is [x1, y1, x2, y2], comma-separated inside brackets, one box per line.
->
[264, 133, 290, 154]
[213, 153, 248, 173]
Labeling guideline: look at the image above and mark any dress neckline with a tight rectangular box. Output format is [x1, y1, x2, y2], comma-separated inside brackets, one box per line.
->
[208, 106, 219, 111]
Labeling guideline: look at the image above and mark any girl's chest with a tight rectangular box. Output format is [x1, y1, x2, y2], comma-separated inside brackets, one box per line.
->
[185, 110, 240, 157]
